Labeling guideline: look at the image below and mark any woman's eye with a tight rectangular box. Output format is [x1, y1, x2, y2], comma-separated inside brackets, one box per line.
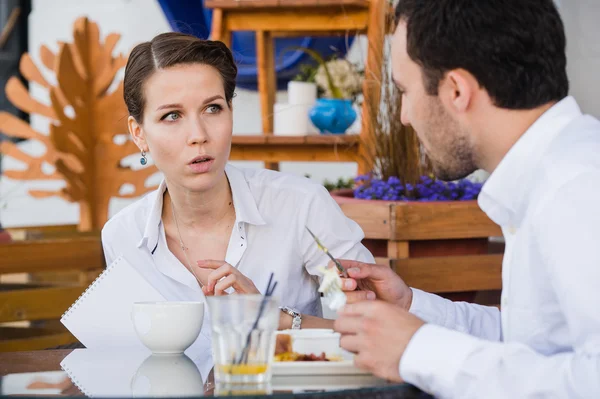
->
[206, 104, 223, 114]
[161, 112, 180, 122]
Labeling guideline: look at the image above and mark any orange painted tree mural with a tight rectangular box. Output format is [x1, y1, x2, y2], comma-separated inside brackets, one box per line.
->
[0, 17, 158, 231]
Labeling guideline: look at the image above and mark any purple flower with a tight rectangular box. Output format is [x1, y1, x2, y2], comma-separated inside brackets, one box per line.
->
[351, 174, 483, 202]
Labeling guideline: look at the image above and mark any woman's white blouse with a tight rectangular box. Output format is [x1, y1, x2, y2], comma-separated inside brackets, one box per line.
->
[101, 164, 374, 320]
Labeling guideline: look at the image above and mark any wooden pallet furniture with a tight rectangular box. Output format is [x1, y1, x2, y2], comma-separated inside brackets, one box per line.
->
[206, 0, 389, 172]
[0, 235, 104, 352]
[336, 197, 504, 302]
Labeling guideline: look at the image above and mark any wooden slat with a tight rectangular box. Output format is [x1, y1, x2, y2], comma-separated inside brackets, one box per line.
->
[0, 329, 76, 353]
[223, 8, 369, 32]
[230, 144, 358, 162]
[230, 135, 360, 162]
[392, 202, 502, 241]
[0, 285, 86, 323]
[272, 30, 366, 38]
[387, 240, 409, 259]
[338, 202, 392, 239]
[205, 0, 370, 9]
[233, 135, 360, 145]
[0, 236, 104, 274]
[5, 224, 79, 240]
[0, 349, 73, 372]
[392, 254, 503, 293]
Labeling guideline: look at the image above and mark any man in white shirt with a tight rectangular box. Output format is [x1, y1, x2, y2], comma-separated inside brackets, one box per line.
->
[333, 0, 600, 397]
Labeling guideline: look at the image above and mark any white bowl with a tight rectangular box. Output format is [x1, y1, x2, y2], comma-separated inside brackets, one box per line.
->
[132, 301, 204, 355]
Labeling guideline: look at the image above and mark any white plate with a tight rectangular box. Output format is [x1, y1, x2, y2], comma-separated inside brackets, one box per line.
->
[271, 359, 371, 376]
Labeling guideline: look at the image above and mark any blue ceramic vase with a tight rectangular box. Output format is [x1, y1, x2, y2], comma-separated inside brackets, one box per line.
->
[309, 99, 357, 134]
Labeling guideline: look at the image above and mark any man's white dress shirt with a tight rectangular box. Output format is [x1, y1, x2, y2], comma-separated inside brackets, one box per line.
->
[401, 96, 600, 398]
[101, 164, 374, 337]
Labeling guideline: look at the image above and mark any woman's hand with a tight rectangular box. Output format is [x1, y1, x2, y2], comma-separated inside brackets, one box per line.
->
[196, 260, 260, 296]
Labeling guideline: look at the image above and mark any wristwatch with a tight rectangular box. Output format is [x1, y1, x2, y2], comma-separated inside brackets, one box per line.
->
[280, 306, 302, 330]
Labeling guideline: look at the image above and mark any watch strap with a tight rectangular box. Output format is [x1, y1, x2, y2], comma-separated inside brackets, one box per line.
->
[280, 306, 302, 329]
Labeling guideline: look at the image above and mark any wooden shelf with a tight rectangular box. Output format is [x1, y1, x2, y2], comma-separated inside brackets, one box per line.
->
[207, 0, 388, 172]
[230, 134, 360, 163]
[205, 1, 371, 10]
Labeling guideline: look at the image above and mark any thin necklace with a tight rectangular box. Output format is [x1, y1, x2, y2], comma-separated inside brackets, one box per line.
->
[170, 197, 204, 288]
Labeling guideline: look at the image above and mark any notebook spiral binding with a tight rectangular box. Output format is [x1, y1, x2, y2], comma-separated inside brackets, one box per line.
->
[61, 364, 92, 397]
[61, 256, 122, 320]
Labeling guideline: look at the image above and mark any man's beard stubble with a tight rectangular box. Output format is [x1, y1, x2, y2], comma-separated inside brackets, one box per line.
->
[425, 98, 477, 181]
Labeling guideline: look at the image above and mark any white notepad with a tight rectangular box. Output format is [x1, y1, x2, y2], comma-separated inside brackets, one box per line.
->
[60, 255, 166, 349]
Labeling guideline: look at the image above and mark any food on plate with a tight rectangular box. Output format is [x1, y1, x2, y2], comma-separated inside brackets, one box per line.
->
[275, 333, 293, 354]
[274, 351, 333, 362]
[318, 266, 346, 311]
[274, 333, 341, 362]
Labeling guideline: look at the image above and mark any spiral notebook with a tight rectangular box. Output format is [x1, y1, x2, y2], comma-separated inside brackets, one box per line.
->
[60, 255, 166, 349]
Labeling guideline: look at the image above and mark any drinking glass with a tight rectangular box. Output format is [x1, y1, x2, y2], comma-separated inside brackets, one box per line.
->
[207, 295, 280, 384]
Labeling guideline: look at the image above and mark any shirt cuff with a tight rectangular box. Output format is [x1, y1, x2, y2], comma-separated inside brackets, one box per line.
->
[399, 324, 483, 397]
[409, 288, 453, 327]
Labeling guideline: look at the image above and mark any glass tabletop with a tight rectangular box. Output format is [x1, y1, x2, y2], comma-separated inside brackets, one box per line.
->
[0, 349, 432, 398]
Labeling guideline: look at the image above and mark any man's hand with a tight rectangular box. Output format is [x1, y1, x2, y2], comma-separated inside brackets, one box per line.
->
[336, 259, 413, 310]
[334, 300, 425, 382]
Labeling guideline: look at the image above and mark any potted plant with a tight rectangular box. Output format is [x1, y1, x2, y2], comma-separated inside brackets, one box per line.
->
[327, 40, 502, 302]
[287, 64, 318, 107]
[290, 48, 363, 134]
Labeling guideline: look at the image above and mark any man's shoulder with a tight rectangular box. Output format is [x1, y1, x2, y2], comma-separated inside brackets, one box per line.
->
[541, 114, 600, 185]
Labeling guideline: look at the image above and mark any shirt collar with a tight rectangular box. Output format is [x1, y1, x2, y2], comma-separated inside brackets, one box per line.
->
[478, 96, 582, 227]
[137, 163, 266, 252]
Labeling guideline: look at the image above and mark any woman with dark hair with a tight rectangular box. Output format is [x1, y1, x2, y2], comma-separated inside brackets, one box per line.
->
[101, 32, 375, 333]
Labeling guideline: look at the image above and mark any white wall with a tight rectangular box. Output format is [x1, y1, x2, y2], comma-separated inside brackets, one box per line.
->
[559, 0, 600, 119]
[0, 0, 598, 227]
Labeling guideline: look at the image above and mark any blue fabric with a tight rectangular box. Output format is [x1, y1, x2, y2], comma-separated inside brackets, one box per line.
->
[157, 0, 354, 91]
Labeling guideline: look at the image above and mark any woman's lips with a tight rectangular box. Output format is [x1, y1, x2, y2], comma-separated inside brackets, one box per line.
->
[188, 158, 215, 173]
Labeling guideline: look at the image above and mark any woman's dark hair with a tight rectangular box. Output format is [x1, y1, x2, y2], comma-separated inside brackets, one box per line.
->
[395, 0, 569, 110]
[123, 32, 237, 122]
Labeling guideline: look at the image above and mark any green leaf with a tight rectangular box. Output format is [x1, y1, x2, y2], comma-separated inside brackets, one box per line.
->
[282, 46, 344, 99]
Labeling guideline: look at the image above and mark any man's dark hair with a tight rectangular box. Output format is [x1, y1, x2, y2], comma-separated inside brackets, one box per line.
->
[395, 0, 569, 110]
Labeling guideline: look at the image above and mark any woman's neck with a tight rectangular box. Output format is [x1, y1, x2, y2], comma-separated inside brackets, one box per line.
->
[163, 173, 234, 231]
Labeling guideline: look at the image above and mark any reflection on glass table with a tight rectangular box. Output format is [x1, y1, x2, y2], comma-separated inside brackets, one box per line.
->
[0, 349, 432, 398]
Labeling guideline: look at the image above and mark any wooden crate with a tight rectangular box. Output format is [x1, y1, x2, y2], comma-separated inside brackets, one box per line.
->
[334, 193, 504, 300]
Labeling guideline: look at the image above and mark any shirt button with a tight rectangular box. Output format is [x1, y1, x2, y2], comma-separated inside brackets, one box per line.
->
[507, 226, 517, 235]
[502, 297, 508, 306]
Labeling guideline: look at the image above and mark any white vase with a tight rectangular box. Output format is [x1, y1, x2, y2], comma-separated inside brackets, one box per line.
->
[287, 81, 317, 106]
[274, 103, 309, 135]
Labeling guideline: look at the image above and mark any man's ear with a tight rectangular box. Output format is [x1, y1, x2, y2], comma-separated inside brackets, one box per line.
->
[439, 69, 476, 114]
[128, 116, 148, 152]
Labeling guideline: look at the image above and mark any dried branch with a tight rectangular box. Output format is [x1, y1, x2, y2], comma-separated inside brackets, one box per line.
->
[360, 24, 430, 186]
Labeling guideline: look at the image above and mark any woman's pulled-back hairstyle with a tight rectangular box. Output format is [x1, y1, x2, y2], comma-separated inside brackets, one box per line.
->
[123, 32, 237, 122]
